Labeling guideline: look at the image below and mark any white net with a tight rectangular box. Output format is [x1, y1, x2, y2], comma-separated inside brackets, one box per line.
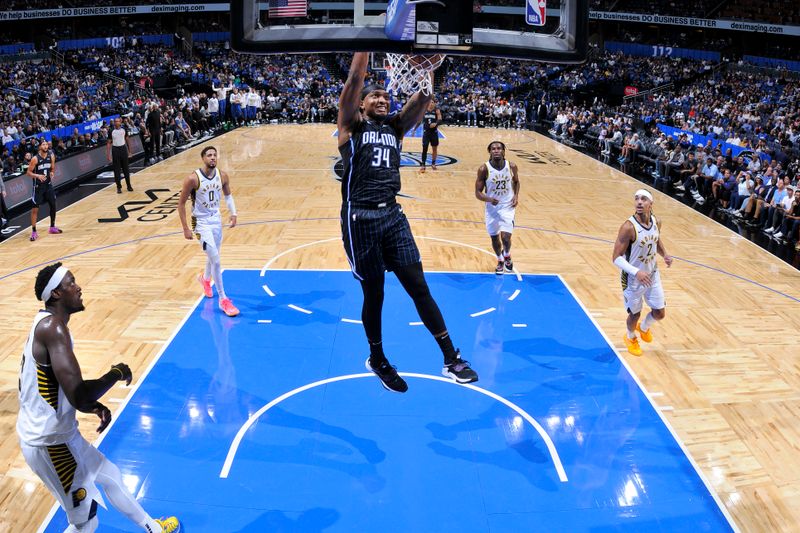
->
[384, 53, 446, 96]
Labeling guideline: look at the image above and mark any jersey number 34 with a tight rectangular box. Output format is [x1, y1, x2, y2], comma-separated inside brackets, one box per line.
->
[371, 147, 392, 168]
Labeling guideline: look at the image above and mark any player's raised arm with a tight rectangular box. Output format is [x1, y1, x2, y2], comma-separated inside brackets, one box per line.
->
[393, 89, 434, 135]
[337, 52, 369, 142]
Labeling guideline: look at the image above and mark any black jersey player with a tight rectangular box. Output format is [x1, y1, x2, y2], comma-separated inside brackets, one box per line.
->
[419, 100, 442, 173]
[337, 52, 478, 393]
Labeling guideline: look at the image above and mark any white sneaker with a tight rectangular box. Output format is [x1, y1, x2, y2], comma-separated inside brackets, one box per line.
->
[764, 227, 775, 234]
[773, 232, 783, 239]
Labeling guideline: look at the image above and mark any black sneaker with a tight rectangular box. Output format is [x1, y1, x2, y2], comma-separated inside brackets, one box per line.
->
[365, 358, 408, 393]
[443, 351, 478, 384]
[504, 258, 514, 272]
[495, 261, 504, 275]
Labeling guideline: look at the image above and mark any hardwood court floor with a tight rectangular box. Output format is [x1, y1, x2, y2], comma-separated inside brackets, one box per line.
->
[1, 124, 799, 532]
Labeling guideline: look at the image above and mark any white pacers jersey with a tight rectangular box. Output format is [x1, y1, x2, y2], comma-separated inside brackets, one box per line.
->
[192, 167, 223, 224]
[621, 214, 659, 288]
[485, 160, 514, 207]
[17, 311, 79, 446]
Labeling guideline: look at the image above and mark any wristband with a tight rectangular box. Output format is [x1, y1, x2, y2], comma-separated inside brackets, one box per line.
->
[110, 367, 124, 380]
[613, 255, 640, 276]
[225, 194, 237, 216]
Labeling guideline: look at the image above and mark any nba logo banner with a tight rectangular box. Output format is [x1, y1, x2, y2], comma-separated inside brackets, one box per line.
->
[526, 0, 546, 26]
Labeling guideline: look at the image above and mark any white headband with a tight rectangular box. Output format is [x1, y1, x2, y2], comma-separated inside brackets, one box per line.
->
[40, 266, 68, 302]
[634, 189, 653, 202]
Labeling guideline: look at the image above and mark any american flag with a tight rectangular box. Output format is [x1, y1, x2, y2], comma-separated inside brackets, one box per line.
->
[269, 0, 307, 18]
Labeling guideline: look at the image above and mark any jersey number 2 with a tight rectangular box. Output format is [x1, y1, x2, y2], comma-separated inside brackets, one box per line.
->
[371, 147, 391, 168]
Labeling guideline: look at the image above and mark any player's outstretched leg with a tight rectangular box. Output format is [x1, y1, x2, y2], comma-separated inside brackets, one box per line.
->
[95, 457, 182, 532]
[394, 263, 478, 383]
[361, 275, 408, 392]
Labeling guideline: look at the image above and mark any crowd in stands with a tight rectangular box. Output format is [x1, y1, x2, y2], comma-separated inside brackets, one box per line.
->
[3, 35, 800, 255]
[2, 41, 346, 177]
[542, 60, 800, 248]
[1, 58, 133, 174]
[721, 0, 799, 25]
[613, 29, 733, 53]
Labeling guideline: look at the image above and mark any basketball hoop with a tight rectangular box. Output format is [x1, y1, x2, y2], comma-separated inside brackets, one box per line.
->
[384, 53, 446, 96]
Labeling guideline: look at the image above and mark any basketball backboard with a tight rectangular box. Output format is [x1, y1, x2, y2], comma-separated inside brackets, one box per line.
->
[231, 0, 588, 63]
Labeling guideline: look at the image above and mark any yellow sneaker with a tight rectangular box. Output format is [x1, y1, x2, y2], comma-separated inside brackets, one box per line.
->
[156, 516, 181, 533]
[636, 321, 653, 343]
[623, 335, 643, 356]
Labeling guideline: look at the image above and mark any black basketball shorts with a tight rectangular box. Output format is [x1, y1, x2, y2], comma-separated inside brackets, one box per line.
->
[422, 130, 439, 148]
[341, 203, 421, 280]
[32, 181, 56, 206]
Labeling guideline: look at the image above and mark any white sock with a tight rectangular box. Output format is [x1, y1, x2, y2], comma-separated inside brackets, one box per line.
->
[141, 518, 164, 533]
[95, 458, 161, 532]
[497, 254, 504, 261]
[626, 329, 636, 340]
[503, 252, 511, 259]
[211, 260, 226, 299]
[641, 312, 656, 332]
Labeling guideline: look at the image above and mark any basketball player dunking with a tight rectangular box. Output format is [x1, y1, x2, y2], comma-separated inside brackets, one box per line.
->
[475, 141, 520, 274]
[420, 100, 442, 173]
[612, 189, 673, 356]
[338, 52, 478, 392]
[18, 263, 180, 532]
[178, 146, 240, 317]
